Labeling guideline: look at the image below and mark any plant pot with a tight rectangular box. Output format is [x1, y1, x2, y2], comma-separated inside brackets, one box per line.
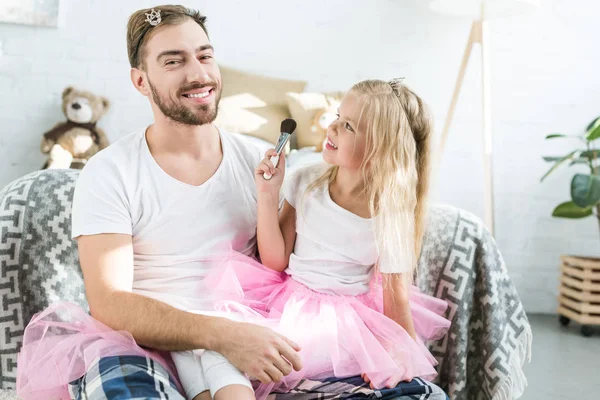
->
[557, 255, 600, 337]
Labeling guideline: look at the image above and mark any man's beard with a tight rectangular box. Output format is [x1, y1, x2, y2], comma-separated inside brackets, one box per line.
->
[148, 79, 221, 126]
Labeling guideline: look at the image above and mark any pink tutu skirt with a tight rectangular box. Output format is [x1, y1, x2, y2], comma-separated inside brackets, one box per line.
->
[16, 253, 450, 400]
[206, 253, 451, 399]
[16, 302, 181, 400]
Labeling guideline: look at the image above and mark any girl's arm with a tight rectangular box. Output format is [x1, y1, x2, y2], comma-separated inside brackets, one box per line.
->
[382, 273, 416, 340]
[363, 273, 417, 388]
[254, 149, 297, 272]
[257, 198, 297, 272]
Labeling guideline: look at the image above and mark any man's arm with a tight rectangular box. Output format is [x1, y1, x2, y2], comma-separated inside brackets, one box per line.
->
[78, 233, 303, 383]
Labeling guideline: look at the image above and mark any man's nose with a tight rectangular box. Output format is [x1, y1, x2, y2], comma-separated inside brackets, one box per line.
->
[187, 60, 210, 83]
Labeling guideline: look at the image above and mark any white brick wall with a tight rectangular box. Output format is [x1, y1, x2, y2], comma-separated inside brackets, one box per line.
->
[0, 0, 598, 312]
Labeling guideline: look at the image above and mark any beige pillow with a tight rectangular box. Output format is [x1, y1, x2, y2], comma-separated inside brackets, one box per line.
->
[285, 91, 345, 149]
[215, 66, 307, 145]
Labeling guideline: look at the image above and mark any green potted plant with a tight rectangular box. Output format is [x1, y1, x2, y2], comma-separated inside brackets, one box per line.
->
[541, 115, 600, 336]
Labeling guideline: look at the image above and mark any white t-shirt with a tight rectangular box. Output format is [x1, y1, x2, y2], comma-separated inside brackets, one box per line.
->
[71, 126, 264, 313]
[284, 164, 381, 296]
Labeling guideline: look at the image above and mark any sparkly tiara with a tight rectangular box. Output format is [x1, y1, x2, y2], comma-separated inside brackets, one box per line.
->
[145, 9, 161, 26]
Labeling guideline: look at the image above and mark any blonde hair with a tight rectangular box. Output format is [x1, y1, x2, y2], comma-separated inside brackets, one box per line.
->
[126, 5, 208, 69]
[307, 79, 433, 282]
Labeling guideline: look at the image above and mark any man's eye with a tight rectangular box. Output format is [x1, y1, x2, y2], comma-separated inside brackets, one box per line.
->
[200, 55, 213, 60]
[166, 60, 180, 65]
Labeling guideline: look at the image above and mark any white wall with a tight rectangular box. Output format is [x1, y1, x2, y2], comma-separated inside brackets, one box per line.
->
[0, 0, 598, 313]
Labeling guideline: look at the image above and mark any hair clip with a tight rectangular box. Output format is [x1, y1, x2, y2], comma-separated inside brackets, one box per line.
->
[388, 77, 406, 95]
[145, 9, 161, 26]
[389, 77, 406, 86]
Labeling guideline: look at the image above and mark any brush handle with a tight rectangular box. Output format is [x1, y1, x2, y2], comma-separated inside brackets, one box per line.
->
[263, 132, 291, 180]
[263, 154, 280, 180]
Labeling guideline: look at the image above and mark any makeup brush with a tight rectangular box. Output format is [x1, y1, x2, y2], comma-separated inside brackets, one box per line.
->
[263, 118, 297, 180]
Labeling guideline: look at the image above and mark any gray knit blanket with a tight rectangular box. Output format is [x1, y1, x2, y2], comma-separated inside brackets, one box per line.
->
[418, 206, 532, 399]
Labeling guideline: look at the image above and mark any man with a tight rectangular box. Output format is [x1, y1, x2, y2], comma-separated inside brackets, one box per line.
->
[71, 5, 301, 399]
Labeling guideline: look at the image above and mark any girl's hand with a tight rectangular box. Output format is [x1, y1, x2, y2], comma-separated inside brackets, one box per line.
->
[361, 372, 413, 390]
[255, 149, 285, 196]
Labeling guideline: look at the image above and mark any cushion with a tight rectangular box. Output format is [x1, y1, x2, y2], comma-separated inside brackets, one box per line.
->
[285, 91, 345, 149]
[215, 66, 307, 146]
[286, 148, 325, 173]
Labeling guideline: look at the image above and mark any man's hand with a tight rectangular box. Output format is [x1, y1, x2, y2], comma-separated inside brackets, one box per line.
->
[217, 320, 303, 384]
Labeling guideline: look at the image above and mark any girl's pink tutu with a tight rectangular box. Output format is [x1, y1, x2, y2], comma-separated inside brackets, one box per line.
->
[206, 252, 451, 399]
[16, 302, 181, 400]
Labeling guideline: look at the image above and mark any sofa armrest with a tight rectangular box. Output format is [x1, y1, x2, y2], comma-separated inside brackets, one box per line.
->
[0, 170, 87, 389]
[418, 205, 532, 400]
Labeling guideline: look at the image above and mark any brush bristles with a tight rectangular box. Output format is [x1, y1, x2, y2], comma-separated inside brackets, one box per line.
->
[281, 118, 297, 135]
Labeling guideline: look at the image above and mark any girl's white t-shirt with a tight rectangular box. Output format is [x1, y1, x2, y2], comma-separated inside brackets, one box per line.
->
[71, 127, 264, 313]
[284, 164, 387, 296]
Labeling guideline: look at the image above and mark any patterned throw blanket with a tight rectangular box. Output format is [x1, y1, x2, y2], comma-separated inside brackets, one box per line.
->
[0, 171, 531, 399]
[418, 206, 532, 399]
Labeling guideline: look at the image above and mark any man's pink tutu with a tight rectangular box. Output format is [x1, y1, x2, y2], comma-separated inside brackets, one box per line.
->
[16, 302, 181, 400]
[206, 252, 451, 399]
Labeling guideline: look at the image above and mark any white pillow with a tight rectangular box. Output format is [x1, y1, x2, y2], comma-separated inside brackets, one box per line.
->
[286, 147, 325, 173]
[233, 132, 273, 154]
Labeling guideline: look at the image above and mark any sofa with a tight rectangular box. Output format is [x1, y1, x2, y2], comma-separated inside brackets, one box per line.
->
[0, 168, 532, 400]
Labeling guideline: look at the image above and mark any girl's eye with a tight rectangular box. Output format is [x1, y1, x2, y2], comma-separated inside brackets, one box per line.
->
[345, 122, 354, 132]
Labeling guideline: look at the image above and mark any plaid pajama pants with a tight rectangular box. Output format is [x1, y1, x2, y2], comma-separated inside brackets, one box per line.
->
[68, 356, 449, 400]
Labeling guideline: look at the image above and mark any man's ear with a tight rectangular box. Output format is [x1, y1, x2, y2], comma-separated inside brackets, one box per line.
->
[130, 68, 150, 96]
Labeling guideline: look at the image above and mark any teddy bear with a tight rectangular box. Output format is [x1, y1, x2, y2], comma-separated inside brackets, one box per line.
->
[310, 96, 341, 152]
[41, 86, 110, 169]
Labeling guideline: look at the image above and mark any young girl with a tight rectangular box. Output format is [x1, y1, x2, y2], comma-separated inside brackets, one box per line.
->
[208, 78, 451, 399]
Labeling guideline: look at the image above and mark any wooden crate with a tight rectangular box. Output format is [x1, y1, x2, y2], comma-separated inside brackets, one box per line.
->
[557, 255, 600, 334]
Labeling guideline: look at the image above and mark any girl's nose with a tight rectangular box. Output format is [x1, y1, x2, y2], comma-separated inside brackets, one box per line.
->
[328, 122, 338, 136]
